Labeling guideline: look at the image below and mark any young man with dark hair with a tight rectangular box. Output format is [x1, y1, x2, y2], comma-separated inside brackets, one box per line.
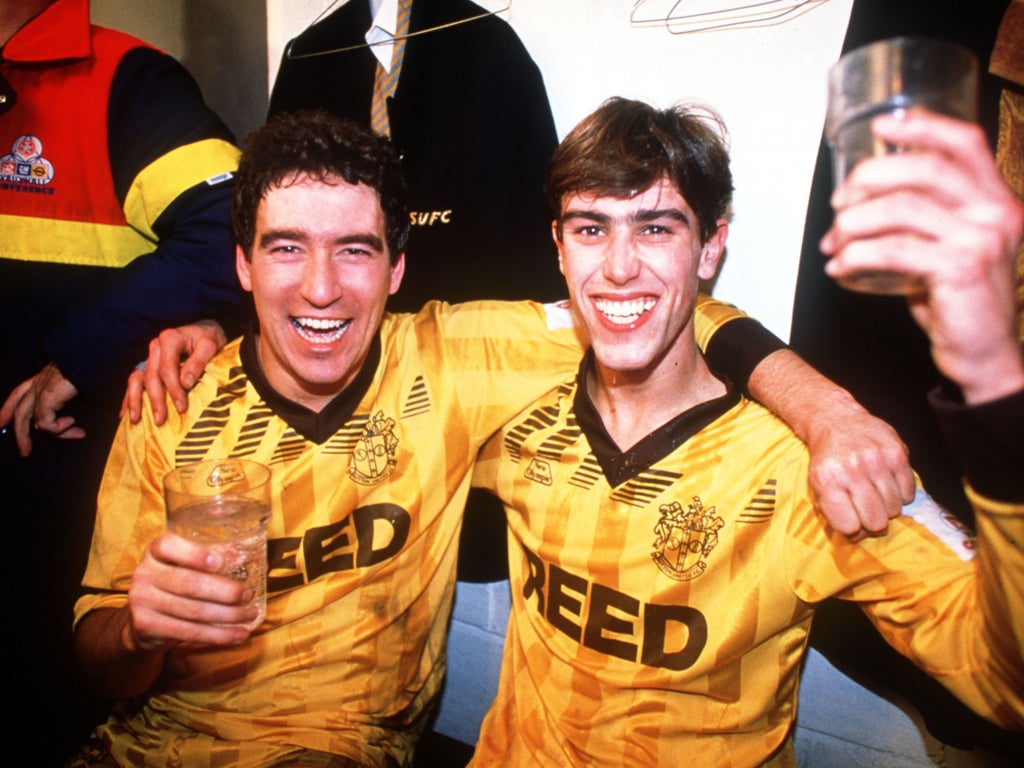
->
[468, 99, 1024, 767]
[72, 110, 577, 767]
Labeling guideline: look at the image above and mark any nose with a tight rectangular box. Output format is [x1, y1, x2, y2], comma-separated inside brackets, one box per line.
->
[602, 231, 641, 284]
[300, 251, 343, 307]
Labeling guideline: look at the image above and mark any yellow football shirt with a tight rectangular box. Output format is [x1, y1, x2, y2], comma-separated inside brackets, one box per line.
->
[75, 297, 754, 767]
[471, 357, 1024, 767]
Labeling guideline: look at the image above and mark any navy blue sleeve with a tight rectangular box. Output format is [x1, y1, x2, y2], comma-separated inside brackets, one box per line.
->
[929, 386, 1024, 503]
[42, 48, 248, 397]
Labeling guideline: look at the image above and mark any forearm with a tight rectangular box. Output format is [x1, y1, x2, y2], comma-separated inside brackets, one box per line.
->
[699, 299, 914, 535]
[74, 607, 166, 700]
[748, 348, 915, 535]
[747, 348, 863, 445]
[696, 294, 881, 442]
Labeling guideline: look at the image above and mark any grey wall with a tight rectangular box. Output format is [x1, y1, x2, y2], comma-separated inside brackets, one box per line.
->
[90, 0, 268, 143]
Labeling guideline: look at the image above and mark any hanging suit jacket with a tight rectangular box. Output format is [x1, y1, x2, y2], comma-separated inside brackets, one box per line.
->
[270, 0, 564, 311]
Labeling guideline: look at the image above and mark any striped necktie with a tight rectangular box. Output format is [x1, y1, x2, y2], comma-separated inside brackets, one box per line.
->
[370, 0, 412, 136]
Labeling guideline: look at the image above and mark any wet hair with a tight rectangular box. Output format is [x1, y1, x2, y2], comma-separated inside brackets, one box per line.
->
[546, 97, 733, 244]
[232, 109, 409, 261]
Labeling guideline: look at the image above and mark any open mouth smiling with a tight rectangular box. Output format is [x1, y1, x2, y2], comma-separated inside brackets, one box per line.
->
[292, 316, 351, 343]
[594, 297, 656, 325]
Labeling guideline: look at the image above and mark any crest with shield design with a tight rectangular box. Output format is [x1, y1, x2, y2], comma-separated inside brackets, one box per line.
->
[652, 496, 724, 581]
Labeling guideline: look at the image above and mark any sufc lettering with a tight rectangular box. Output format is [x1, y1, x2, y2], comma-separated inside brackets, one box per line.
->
[409, 209, 452, 226]
[520, 543, 707, 670]
[267, 503, 410, 591]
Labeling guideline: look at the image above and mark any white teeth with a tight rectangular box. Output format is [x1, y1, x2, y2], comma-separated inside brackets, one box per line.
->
[298, 317, 344, 330]
[594, 298, 655, 325]
[293, 317, 349, 342]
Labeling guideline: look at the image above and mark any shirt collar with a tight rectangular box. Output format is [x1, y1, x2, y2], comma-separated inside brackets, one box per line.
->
[573, 349, 741, 487]
[240, 327, 382, 445]
[364, 0, 400, 70]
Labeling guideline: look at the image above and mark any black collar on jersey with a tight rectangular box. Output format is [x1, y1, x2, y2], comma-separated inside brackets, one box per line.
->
[573, 349, 741, 488]
[240, 328, 381, 445]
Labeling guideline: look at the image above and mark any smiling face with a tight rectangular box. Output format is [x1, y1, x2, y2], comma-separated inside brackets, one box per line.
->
[556, 177, 726, 383]
[236, 173, 404, 411]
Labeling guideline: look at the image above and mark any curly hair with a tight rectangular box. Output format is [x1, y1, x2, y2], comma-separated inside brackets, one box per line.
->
[232, 110, 409, 262]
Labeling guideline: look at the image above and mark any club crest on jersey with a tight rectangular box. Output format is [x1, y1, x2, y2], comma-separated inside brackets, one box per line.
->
[0, 134, 54, 184]
[652, 496, 724, 581]
[348, 411, 398, 485]
[524, 458, 553, 485]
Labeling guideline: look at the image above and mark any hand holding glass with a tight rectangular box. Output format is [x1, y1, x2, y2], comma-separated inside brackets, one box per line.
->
[825, 37, 978, 295]
[164, 459, 271, 631]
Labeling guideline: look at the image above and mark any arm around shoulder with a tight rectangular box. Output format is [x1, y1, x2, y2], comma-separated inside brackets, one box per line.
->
[695, 294, 915, 538]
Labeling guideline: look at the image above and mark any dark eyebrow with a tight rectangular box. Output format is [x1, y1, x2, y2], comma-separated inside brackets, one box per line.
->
[561, 210, 611, 225]
[336, 233, 385, 252]
[561, 208, 692, 228]
[258, 229, 385, 252]
[633, 208, 692, 227]
[259, 229, 302, 248]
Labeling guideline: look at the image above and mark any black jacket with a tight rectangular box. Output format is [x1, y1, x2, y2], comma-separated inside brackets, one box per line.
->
[270, 0, 565, 310]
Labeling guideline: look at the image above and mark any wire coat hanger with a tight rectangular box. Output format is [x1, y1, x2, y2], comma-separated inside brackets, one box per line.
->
[630, 0, 829, 35]
[286, 0, 512, 60]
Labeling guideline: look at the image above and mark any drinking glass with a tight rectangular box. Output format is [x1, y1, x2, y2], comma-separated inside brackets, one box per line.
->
[164, 459, 271, 630]
[825, 37, 978, 295]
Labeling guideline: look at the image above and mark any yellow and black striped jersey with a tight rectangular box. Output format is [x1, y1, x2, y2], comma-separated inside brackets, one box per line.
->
[77, 300, 581, 767]
[75, 297, 754, 767]
[470, 355, 1024, 767]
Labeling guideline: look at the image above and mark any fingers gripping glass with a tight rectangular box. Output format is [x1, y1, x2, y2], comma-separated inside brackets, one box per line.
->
[824, 37, 979, 295]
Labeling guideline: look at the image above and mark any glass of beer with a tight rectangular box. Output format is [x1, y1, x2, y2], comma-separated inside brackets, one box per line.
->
[825, 37, 978, 295]
[164, 459, 272, 631]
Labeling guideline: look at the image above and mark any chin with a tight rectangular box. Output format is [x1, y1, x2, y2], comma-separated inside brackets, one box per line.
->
[592, 342, 654, 369]
[594, 356, 654, 375]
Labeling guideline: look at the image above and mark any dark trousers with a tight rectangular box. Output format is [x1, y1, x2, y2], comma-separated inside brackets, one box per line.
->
[3, 404, 119, 766]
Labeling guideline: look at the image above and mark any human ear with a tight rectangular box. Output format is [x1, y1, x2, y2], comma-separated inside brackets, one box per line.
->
[552, 220, 567, 276]
[388, 252, 406, 295]
[236, 245, 253, 292]
[698, 220, 728, 281]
